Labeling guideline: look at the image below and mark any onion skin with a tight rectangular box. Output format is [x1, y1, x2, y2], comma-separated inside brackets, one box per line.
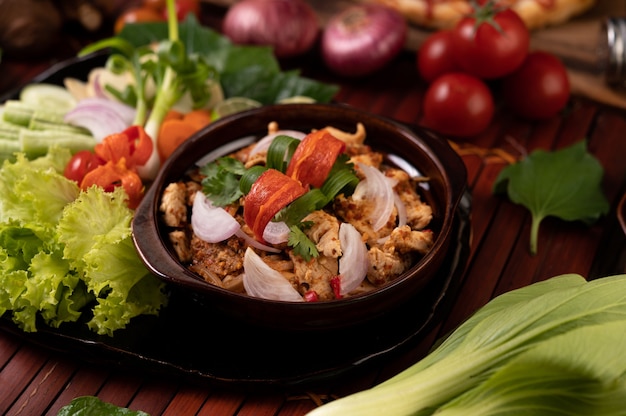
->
[322, 4, 407, 77]
[222, 0, 320, 58]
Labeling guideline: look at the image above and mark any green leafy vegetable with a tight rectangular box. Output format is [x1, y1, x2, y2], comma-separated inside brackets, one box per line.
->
[306, 273, 626, 416]
[57, 396, 150, 416]
[0, 148, 167, 335]
[287, 222, 319, 262]
[493, 140, 609, 255]
[434, 320, 626, 415]
[93, 15, 338, 106]
[201, 157, 247, 206]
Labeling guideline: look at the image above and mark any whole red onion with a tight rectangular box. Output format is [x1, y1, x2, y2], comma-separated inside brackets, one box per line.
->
[222, 0, 320, 59]
[322, 4, 407, 77]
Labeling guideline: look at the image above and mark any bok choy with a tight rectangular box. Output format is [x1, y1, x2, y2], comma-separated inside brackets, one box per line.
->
[307, 273, 626, 416]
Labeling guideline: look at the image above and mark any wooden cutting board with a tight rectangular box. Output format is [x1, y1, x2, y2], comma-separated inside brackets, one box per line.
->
[203, 0, 626, 109]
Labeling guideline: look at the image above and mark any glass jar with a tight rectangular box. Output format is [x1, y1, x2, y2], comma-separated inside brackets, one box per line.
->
[604, 17, 626, 86]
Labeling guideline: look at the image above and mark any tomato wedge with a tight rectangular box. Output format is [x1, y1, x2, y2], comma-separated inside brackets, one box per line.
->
[286, 130, 345, 188]
[244, 169, 307, 243]
[80, 158, 145, 209]
[94, 125, 153, 170]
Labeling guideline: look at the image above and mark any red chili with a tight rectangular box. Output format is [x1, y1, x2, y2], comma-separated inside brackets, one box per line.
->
[286, 130, 345, 188]
[303, 291, 319, 302]
[243, 169, 307, 243]
[80, 158, 144, 209]
[94, 125, 153, 170]
[330, 275, 342, 299]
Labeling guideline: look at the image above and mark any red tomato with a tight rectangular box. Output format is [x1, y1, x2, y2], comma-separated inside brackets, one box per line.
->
[501, 51, 570, 120]
[143, 0, 166, 11]
[451, 5, 529, 79]
[115, 6, 166, 33]
[417, 30, 459, 83]
[64, 150, 105, 183]
[421, 73, 494, 138]
[162, 0, 200, 21]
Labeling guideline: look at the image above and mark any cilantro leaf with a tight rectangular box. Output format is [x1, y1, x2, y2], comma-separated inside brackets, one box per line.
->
[493, 140, 609, 255]
[200, 157, 246, 206]
[288, 223, 319, 262]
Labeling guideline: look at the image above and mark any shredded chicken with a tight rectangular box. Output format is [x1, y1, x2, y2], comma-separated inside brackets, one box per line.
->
[303, 211, 342, 258]
[160, 182, 188, 227]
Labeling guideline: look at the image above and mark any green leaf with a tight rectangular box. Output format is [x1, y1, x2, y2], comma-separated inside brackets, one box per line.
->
[434, 320, 626, 415]
[493, 140, 609, 255]
[287, 223, 319, 262]
[200, 157, 247, 206]
[57, 396, 150, 416]
[308, 274, 626, 416]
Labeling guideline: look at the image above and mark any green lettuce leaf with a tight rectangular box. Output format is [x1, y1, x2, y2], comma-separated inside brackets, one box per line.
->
[493, 140, 610, 255]
[0, 152, 167, 335]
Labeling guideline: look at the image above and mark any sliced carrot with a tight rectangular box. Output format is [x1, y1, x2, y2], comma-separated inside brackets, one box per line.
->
[157, 118, 199, 161]
[182, 109, 212, 130]
[164, 109, 184, 121]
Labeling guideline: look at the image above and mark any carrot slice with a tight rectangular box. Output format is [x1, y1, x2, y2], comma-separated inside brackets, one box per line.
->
[157, 118, 199, 161]
[182, 109, 212, 130]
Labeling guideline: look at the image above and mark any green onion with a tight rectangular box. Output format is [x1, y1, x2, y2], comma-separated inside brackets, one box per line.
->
[239, 165, 267, 194]
[266, 134, 300, 171]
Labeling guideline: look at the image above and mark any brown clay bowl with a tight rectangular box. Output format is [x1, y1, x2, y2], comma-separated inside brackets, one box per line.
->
[132, 103, 467, 331]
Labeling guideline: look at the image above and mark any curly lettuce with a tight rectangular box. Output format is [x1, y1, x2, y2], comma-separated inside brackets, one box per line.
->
[0, 147, 167, 336]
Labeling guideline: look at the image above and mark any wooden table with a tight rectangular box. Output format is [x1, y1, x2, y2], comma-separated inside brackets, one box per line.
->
[1, 3, 626, 415]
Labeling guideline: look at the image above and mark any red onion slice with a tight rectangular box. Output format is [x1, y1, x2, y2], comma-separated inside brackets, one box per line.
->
[235, 228, 281, 253]
[338, 222, 369, 296]
[262, 220, 290, 244]
[243, 247, 304, 301]
[191, 191, 241, 243]
[64, 97, 136, 142]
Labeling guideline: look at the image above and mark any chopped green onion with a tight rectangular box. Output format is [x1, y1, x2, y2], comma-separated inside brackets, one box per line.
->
[266, 134, 300, 171]
[239, 165, 267, 194]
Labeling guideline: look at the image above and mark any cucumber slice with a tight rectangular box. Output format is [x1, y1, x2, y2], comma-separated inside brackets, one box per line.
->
[19, 83, 77, 114]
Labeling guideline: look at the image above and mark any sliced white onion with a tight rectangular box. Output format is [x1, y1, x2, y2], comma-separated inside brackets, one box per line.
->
[191, 191, 241, 243]
[338, 222, 369, 296]
[249, 129, 307, 157]
[262, 220, 290, 244]
[64, 97, 136, 142]
[235, 228, 281, 253]
[355, 163, 397, 231]
[377, 191, 408, 245]
[243, 247, 303, 301]
[394, 191, 407, 228]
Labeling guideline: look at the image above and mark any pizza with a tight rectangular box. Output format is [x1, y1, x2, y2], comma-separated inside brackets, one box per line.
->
[366, 0, 598, 30]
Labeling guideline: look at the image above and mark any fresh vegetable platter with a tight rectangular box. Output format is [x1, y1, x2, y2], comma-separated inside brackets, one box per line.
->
[0, 23, 472, 387]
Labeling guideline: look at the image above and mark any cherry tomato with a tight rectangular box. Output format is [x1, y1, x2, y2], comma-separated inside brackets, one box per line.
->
[501, 51, 570, 120]
[114, 6, 166, 34]
[451, 4, 529, 79]
[143, 0, 166, 12]
[162, 0, 200, 21]
[64, 150, 105, 183]
[417, 30, 459, 83]
[421, 73, 494, 138]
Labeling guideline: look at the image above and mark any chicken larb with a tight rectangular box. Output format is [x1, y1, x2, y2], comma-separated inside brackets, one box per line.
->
[158, 123, 434, 301]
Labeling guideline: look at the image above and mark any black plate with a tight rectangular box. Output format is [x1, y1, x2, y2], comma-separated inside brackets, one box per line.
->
[0, 53, 472, 388]
[1, 193, 470, 388]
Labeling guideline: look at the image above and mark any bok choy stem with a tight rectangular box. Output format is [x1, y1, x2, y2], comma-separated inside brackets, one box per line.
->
[307, 274, 626, 416]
